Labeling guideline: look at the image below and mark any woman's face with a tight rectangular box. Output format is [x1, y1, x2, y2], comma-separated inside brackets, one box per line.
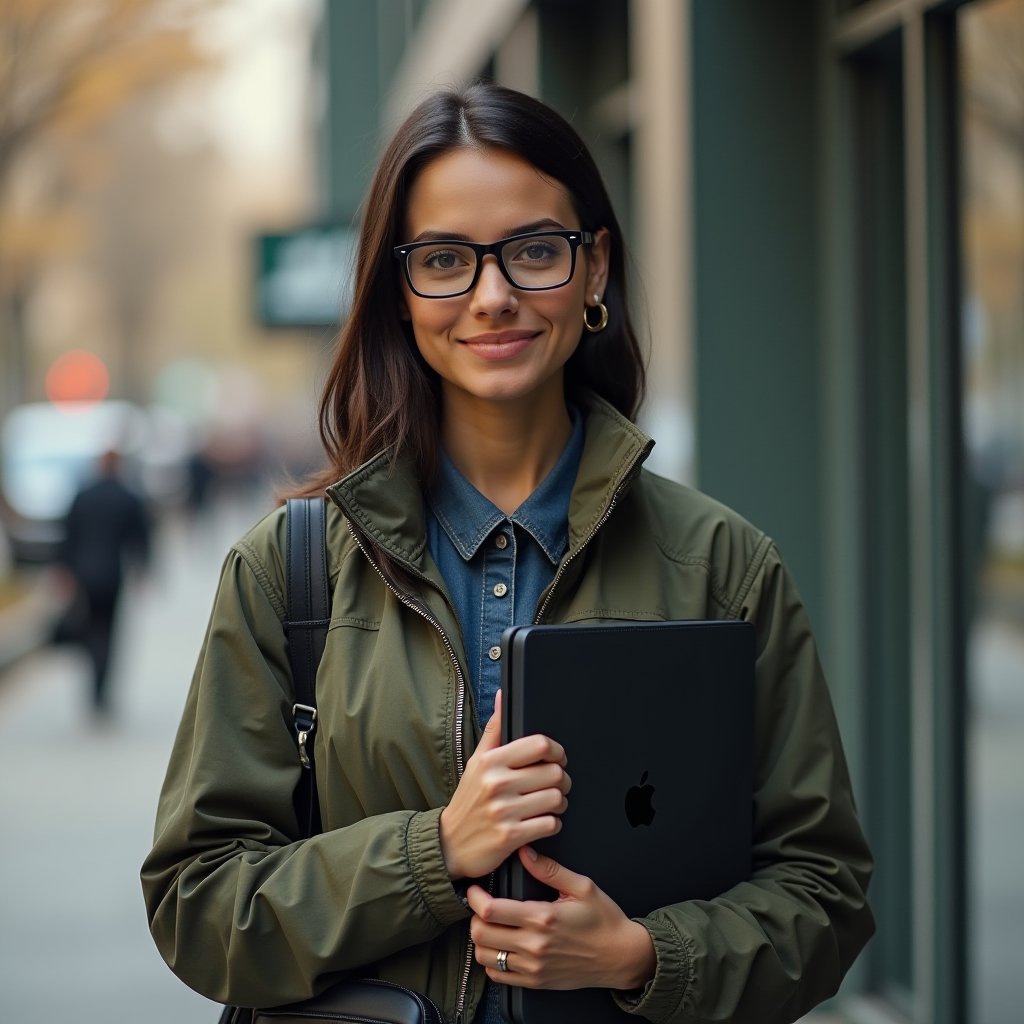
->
[399, 146, 610, 404]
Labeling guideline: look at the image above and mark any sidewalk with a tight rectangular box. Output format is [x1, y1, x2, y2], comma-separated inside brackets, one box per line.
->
[0, 498, 271, 1024]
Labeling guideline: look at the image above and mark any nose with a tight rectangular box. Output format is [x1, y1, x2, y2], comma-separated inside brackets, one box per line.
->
[468, 253, 518, 318]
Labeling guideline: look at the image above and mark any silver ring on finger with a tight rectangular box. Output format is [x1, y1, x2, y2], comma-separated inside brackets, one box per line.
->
[496, 949, 511, 973]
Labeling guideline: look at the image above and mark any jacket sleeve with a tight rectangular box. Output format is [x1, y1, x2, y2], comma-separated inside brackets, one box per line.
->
[616, 543, 875, 1024]
[140, 547, 468, 1007]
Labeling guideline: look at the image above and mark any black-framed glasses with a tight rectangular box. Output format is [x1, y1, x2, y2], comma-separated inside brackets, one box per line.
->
[393, 229, 593, 298]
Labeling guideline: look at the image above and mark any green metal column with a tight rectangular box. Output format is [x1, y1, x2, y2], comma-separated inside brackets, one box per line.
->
[536, 0, 632, 240]
[322, 0, 381, 220]
[691, 0, 822, 625]
[848, 30, 914, 1004]
[922, 10, 967, 1021]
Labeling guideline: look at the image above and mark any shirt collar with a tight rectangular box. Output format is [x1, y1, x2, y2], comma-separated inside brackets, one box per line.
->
[327, 392, 653, 574]
[427, 406, 585, 565]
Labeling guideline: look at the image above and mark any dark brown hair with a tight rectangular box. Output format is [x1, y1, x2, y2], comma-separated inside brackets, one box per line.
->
[302, 83, 646, 496]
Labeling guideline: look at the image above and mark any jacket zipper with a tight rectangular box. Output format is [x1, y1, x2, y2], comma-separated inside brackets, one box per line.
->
[345, 521, 470, 776]
[533, 450, 648, 624]
[344, 522, 476, 1023]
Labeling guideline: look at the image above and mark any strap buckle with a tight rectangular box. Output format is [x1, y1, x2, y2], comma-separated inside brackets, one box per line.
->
[292, 703, 318, 768]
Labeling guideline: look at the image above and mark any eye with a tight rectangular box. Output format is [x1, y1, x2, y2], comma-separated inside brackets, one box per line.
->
[511, 241, 558, 263]
[420, 248, 469, 271]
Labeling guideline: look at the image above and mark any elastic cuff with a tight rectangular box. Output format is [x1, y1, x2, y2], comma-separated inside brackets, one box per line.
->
[612, 916, 692, 1023]
[406, 807, 472, 929]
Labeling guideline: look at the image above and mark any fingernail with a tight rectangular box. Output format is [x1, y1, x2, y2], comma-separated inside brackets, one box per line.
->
[525, 845, 537, 861]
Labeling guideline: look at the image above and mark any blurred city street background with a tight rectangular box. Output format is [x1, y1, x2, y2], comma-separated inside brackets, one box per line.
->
[1, 2, 1023, 1024]
[0, 1, 323, 1020]
[0, 495, 269, 1022]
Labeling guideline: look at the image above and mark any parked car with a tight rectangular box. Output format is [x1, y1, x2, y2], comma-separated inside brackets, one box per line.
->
[1, 401, 151, 563]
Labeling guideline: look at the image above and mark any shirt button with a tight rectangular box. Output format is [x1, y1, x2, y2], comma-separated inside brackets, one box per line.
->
[488, 646, 501, 661]
[493, 583, 508, 598]
[495, 533, 508, 549]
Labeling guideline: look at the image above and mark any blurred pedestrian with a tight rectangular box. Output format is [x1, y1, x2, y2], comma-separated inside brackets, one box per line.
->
[60, 449, 149, 715]
[186, 449, 215, 512]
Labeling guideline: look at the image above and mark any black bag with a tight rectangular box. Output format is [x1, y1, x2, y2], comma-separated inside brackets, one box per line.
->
[218, 498, 443, 1024]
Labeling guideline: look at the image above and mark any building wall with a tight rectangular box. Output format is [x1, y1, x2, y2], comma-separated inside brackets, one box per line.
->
[691, 0, 823, 628]
[322, 1, 381, 220]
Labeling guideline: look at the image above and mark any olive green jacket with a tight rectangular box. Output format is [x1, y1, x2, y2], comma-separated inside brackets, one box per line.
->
[142, 395, 874, 1024]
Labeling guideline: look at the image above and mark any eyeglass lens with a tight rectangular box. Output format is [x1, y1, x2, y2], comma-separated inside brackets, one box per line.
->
[406, 234, 574, 296]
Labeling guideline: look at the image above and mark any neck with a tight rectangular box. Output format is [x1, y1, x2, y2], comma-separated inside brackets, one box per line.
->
[440, 374, 573, 516]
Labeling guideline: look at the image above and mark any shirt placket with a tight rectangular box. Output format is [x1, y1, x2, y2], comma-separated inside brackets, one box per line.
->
[477, 522, 516, 723]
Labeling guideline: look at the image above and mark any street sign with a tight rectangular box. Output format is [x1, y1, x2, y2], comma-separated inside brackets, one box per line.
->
[255, 224, 358, 328]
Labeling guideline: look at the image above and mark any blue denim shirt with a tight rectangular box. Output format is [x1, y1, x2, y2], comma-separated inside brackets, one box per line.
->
[424, 409, 584, 1024]
[425, 408, 584, 727]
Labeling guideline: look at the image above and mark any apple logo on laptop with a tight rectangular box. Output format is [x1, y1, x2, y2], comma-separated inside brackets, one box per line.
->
[624, 770, 656, 827]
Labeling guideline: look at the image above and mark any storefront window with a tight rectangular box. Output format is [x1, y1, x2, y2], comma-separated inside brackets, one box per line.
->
[961, 4, 1024, 1021]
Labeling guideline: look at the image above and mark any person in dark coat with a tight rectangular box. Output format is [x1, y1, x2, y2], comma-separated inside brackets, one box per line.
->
[61, 449, 150, 713]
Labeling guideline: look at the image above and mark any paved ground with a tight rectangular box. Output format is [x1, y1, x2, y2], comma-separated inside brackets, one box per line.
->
[969, 618, 1024, 1024]
[0, 495, 1020, 1024]
[0, 496, 272, 1024]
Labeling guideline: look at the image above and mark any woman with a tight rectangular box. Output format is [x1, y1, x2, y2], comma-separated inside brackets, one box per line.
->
[143, 85, 874, 1024]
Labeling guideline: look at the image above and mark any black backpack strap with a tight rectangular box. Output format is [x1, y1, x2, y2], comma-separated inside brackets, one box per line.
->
[285, 497, 330, 839]
[217, 501, 328, 1024]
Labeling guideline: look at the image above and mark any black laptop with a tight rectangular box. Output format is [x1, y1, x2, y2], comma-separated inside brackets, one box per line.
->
[498, 620, 755, 1024]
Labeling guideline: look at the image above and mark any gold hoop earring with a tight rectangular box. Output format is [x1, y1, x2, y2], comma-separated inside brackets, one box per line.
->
[583, 294, 608, 333]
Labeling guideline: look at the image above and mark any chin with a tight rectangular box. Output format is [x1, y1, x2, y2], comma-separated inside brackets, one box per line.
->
[458, 370, 550, 403]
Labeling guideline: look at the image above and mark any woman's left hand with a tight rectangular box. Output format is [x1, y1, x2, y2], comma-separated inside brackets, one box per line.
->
[467, 846, 657, 992]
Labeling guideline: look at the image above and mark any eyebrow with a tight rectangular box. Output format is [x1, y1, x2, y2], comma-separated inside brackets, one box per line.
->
[410, 218, 569, 243]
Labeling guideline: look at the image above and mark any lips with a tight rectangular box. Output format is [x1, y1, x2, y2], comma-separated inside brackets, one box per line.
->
[459, 330, 540, 361]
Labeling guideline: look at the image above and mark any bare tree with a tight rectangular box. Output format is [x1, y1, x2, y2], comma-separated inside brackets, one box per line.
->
[0, 0, 204, 414]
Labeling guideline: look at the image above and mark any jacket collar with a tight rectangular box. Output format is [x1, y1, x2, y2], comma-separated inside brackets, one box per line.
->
[326, 392, 654, 576]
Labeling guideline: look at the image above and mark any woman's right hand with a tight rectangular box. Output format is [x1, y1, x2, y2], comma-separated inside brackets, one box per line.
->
[440, 691, 571, 881]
